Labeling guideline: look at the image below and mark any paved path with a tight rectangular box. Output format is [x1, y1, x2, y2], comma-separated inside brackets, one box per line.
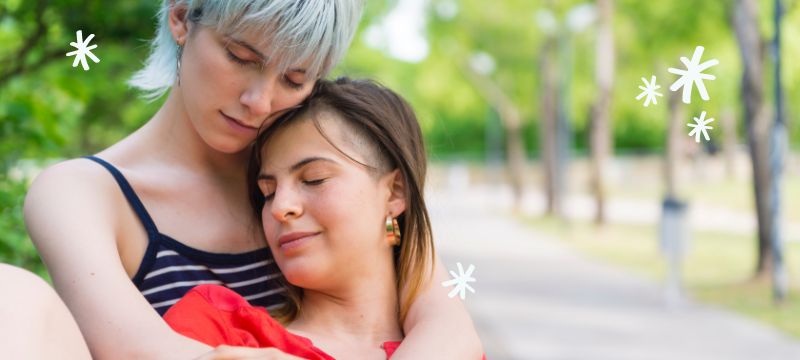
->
[515, 190, 800, 243]
[428, 185, 800, 360]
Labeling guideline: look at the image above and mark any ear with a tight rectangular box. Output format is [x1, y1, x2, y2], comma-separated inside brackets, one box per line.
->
[382, 169, 407, 218]
[168, 1, 191, 45]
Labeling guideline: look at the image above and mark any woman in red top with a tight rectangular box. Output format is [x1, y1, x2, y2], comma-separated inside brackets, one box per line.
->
[165, 78, 479, 359]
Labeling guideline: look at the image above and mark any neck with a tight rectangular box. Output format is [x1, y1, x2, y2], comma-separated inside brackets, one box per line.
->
[288, 257, 403, 348]
[141, 88, 250, 178]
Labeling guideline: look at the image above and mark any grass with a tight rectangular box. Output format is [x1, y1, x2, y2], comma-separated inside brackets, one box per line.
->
[608, 176, 800, 223]
[525, 215, 800, 338]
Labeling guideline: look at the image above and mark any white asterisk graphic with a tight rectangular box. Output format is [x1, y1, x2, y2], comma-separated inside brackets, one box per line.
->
[66, 30, 100, 71]
[636, 75, 663, 107]
[441, 262, 476, 300]
[688, 111, 714, 143]
[668, 46, 719, 104]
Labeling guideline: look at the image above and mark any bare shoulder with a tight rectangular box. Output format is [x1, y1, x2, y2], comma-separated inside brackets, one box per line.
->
[24, 158, 121, 228]
[23, 157, 127, 262]
[26, 157, 117, 198]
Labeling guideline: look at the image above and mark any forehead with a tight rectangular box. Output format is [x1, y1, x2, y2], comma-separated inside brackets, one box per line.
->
[259, 114, 363, 171]
[205, 10, 328, 79]
[218, 29, 313, 71]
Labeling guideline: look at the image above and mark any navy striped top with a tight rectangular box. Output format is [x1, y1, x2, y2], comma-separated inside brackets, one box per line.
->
[85, 156, 285, 316]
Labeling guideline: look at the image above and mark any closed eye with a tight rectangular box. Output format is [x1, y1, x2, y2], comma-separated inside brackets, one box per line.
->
[284, 74, 305, 90]
[226, 49, 254, 66]
[303, 179, 326, 186]
[258, 179, 275, 202]
[262, 179, 323, 201]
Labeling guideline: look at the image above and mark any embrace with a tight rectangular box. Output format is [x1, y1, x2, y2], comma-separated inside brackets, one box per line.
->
[7, 1, 483, 359]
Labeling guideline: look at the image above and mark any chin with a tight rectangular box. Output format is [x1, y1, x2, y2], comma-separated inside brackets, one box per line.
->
[280, 262, 323, 289]
[205, 134, 252, 154]
[193, 119, 253, 155]
[214, 142, 250, 155]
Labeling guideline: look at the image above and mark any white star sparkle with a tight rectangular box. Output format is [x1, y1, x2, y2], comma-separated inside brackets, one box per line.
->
[636, 75, 663, 107]
[668, 46, 719, 104]
[688, 111, 715, 143]
[66, 30, 100, 71]
[441, 262, 476, 300]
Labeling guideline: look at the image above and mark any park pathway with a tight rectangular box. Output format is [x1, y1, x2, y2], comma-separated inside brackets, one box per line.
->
[428, 184, 800, 360]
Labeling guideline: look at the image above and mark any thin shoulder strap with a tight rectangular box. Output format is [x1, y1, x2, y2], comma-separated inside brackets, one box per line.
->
[83, 156, 160, 240]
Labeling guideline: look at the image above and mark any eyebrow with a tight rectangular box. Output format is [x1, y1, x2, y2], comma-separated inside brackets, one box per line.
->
[257, 157, 337, 181]
[228, 37, 307, 74]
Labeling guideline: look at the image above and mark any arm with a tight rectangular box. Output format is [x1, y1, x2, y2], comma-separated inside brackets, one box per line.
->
[391, 256, 483, 359]
[24, 160, 212, 360]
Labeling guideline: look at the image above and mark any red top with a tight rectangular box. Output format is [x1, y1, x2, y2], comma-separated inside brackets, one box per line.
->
[164, 284, 401, 359]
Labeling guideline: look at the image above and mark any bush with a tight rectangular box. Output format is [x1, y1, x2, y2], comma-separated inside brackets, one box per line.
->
[0, 176, 47, 279]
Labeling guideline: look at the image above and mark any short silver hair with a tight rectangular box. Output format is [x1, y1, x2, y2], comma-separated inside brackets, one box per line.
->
[129, 0, 363, 101]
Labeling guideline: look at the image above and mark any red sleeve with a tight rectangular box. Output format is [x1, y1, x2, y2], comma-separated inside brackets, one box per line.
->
[164, 285, 334, 360]
[163, 284, 257, 347]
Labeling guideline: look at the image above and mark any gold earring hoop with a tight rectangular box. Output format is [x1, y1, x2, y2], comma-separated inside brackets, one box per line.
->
[386, 215, 401, 246]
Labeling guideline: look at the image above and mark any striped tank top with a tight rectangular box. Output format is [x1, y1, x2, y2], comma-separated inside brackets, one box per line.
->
[85, 156, 285, 316]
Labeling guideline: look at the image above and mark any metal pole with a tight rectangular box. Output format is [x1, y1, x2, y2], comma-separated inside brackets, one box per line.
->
[769, 0, 787, 303]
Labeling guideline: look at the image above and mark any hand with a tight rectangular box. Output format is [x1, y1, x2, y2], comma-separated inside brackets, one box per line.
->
[194, 345, 305, 360]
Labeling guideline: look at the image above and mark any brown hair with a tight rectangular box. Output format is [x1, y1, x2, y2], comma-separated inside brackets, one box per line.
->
[247, 77, 435, 325]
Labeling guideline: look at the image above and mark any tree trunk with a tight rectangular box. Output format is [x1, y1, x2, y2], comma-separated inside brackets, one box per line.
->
[721, 108, 737, 180]
[733, 0, 774, 279]
[539, 37, 559, 216]
[590, 0, 615, 224]
[463, 66, 527, 211]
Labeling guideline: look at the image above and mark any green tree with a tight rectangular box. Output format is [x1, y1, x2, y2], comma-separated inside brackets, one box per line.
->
[0, 0, 160, 274]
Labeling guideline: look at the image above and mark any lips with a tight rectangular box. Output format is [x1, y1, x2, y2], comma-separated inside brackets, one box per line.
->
[221, 111, 258, 132]
[277, 231, 319, 248]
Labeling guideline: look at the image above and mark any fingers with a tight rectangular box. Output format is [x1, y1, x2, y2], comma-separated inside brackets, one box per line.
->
[195, 345, 305, 360]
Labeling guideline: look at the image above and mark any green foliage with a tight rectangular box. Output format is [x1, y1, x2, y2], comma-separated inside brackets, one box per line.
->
[0, 0, 160, 271]
[342, 0, 800, 158]
[2, 0, 800, 270]
[0, 176, 47, 278]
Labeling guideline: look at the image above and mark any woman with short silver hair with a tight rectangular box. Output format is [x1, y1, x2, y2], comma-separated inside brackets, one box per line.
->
[24, 1, 481, 359]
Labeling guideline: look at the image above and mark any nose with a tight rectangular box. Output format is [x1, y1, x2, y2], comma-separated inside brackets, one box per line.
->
[240, 76, 278, 120]
[270, 185, 303, 222]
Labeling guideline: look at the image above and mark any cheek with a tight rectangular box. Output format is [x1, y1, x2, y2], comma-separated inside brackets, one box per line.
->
[300, 187, 351, 242]
[272, 86, 313, 113]
[308, 194, 343, 225]
[187, 48, 241, 101]
[316, 185, 383, 243]
[261, 206, 277, 243]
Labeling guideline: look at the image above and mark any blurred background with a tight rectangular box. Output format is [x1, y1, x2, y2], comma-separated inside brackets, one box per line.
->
[2, 0, 800, 358]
